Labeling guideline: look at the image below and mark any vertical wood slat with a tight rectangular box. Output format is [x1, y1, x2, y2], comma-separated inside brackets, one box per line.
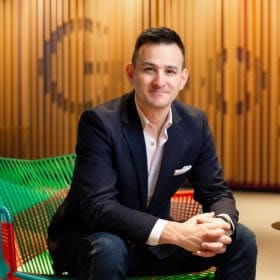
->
[30, 0, 38, 158]
[50, 0, 57, 155]
[38, 0, 45, 157]
[44, 0, 51, 156]
[181, 0, 193, 105]
[62, 0, 70, 155]
[142, 0, 150, 29]
[11, 0, 19, 157]
[77, 0, 84, 116]
[86, 0, 97, 105]
[56, 0, 63, 155]
[95, 0, 102, 102]
[222, 0, 238, 181]
[254, 0, 262, 185]
[4, 0, 12, 156]
[236, 0, 245, 183]
[84, 0, 94, 106]
[157, 0, 165, 26]
[190, 0, 200, 109]
[164, 0, 171, 28]
[150, 0, 157, 27]
[176, 0, 185, 38]
[21, 0, 31, 158]
[204, 0, 215, 132]
[69, 0, 78, 153]
[215, 0, 223, 161]
[246, 0, 255, 185]
[261, 0, 269, 185]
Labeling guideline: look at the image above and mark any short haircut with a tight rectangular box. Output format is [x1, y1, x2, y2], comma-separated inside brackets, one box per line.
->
[131, 27, 186, 68]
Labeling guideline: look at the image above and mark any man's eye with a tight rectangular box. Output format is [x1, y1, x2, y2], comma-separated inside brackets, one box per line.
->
[166, 69, 177, 75]
[144, 68, 155, 73]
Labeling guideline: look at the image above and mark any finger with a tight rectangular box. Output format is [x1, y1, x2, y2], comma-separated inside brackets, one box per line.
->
[203, 220, 231, 231]
[197, 218, 231, 234]
[203, 228, 227, 240]
[219, 235, 232, 245]
[194, 250, 217, 258]
[200, 242, 227, 254]
[202, 231, 232, 246]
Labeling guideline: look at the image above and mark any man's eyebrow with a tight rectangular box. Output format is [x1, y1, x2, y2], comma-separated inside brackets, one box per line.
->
[166, 65, 178, 70]
[141, 62, 179, 69]
[141, 62, 156, 66]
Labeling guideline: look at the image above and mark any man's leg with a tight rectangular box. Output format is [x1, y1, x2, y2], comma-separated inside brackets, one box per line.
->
[73, 232, 129, 280]
[126, 223, 257, 279]
[71, 224, 257, 280]
[213, 223, 257, 279]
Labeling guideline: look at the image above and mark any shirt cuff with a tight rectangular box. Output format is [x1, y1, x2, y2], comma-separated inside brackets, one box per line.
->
[146, 219, 168, 246]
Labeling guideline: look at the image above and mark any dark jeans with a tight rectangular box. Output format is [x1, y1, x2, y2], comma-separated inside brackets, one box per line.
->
[72, 224, 257, 280]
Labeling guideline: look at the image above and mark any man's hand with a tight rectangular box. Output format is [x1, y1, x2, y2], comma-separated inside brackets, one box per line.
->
[194, 213, 232, 257]
[159, 212, 232, 257]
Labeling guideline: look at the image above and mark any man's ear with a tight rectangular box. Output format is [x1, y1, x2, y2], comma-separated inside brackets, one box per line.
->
[179, 68, 189, 90]
[126, 63, 134, 83]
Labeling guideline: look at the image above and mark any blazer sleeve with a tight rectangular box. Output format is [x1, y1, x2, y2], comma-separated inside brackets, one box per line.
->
[71, 110, 157, 244]
[187, 112, 239, 228]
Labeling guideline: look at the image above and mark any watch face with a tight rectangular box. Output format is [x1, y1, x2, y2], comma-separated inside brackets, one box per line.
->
[216, 215, 234, 236]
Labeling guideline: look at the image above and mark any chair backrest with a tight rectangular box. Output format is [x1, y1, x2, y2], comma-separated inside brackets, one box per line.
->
[0, 154, 76, 274]
[170, 190, 201, 221]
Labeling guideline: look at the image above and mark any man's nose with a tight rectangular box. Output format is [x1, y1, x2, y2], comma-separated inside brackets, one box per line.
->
[152, 72, 166, 86]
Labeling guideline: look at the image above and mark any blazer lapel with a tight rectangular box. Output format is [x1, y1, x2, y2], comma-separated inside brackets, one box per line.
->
[121, 93, 148, 209]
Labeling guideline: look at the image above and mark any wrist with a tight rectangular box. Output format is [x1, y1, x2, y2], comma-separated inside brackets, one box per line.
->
[215, 214, 234, 236]
[159, 221, 181, 245]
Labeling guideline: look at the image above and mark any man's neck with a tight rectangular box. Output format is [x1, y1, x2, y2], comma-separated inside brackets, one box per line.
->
[142, 109, 169, 132]
[135, 97, 170, 130]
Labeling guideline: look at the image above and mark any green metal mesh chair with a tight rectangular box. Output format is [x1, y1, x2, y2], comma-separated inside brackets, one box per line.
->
[0, 154, 214, 280]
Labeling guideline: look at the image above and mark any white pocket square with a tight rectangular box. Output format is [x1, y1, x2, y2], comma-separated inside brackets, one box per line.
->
[173, 165, 192, 176]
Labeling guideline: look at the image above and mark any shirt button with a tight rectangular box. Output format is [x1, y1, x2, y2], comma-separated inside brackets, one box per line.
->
[151, 141, 155, 146]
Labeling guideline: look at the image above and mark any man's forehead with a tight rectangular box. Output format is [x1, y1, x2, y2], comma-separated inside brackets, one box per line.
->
[136, 43, 184, 66]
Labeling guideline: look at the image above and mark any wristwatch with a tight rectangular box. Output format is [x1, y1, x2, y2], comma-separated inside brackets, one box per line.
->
[215, 214, 234, 236]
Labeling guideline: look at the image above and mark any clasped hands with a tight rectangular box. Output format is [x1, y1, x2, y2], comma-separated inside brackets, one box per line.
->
[160, 212, 232, 258]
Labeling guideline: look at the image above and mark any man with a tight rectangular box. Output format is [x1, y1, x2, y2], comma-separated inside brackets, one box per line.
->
[48, 27, 257, 279]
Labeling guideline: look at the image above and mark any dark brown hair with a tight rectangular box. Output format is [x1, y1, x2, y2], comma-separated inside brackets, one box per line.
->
[131, 27, 186, 68]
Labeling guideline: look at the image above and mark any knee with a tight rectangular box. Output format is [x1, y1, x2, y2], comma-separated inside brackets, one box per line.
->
[97, 233, 128, 260]
[76, 232, 128, 279]
[233, 224, 258, 258]
[83, 232, 128, 263]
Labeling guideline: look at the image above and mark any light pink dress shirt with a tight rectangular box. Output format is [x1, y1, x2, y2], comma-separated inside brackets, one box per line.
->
[135, 98, 170, 245]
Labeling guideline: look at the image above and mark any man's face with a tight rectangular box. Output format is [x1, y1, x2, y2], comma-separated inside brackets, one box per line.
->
[126, 43, 188, 113]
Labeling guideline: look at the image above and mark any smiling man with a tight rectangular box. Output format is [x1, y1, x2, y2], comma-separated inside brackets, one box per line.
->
[48, 27, 257, 280]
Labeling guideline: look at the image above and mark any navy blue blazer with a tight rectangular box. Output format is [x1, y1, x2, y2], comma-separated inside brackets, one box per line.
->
[48, 91, 238, 273]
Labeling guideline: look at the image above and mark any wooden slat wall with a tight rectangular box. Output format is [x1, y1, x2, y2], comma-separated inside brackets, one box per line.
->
[0, 0, 279, 190]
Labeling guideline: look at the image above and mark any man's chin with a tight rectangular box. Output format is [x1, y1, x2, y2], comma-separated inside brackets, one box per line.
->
[149, 101, 171, 110]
